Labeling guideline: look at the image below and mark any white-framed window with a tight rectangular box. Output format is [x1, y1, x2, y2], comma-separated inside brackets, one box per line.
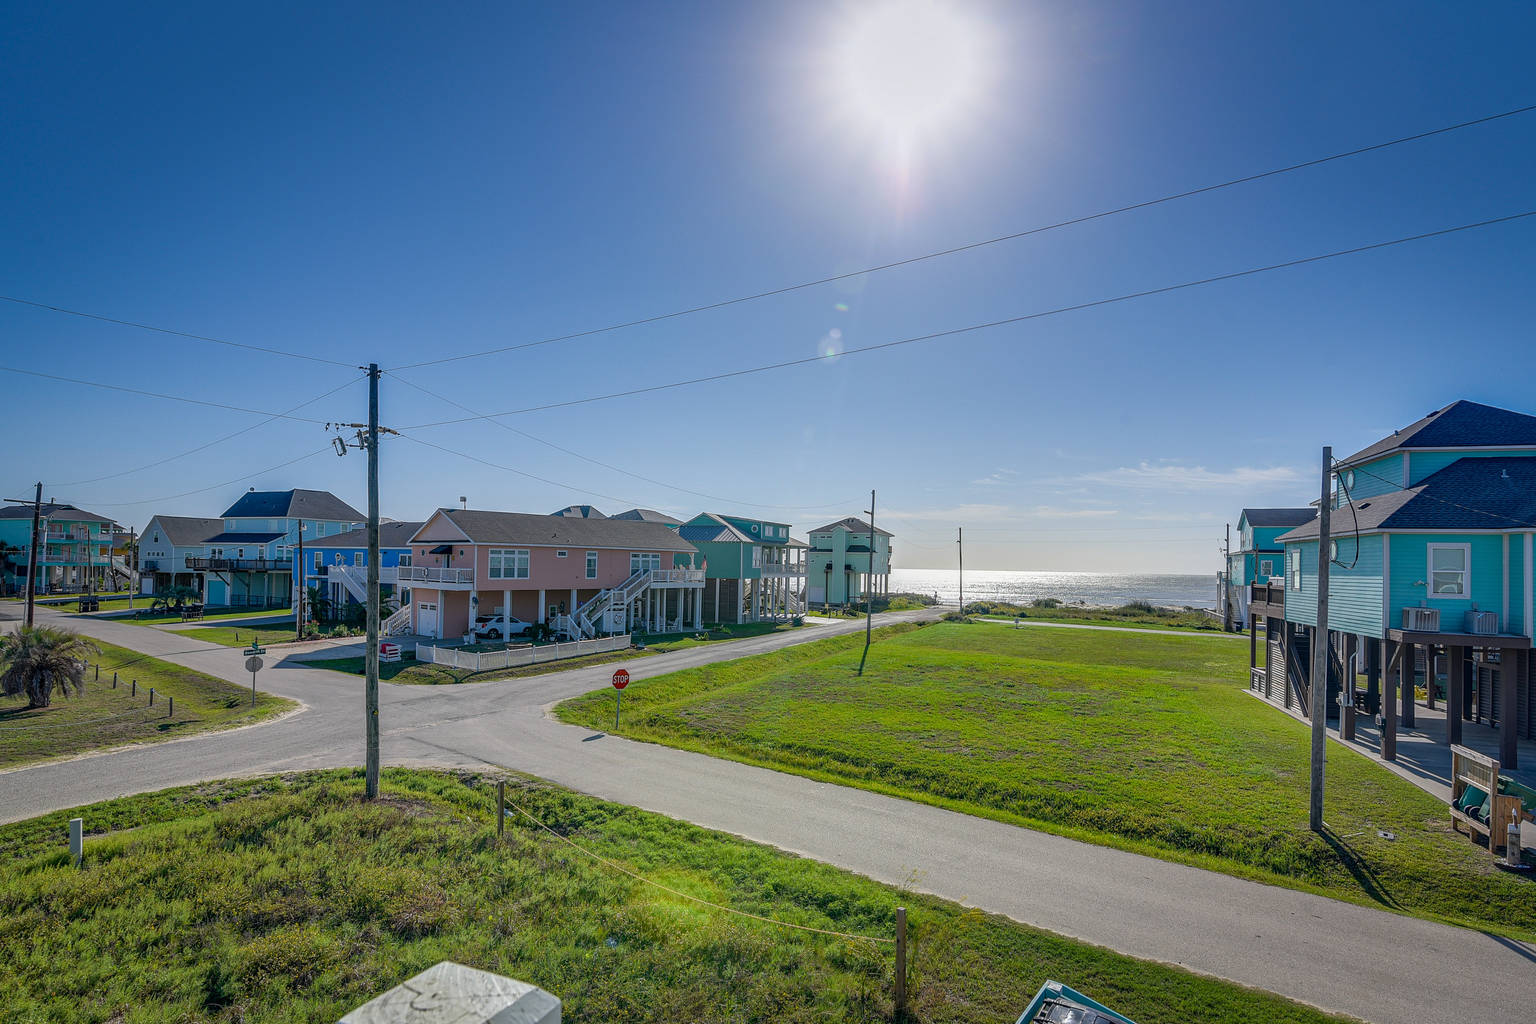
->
[586, 551, 598, 579]
[353, 552, 365, 567]
[398, 553, 411, 567]
[752, 546, 763, 569]
[313, 552, 323, 570]
[1288, 548, 1301, 591]
[209, 547, 224, 558]
[1259, 558, 1274, 578]
[489, 548, 530, 579]
[1427, 543, 1470, 597]
[556, 549, 568, 558]
[630, 552, 662, 574]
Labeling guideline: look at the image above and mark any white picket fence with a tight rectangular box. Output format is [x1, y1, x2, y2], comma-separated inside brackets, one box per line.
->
[416, 634, 632, 672]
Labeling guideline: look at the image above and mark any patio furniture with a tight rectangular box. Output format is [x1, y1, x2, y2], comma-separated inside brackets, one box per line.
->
[1449, 745, 1527, 856]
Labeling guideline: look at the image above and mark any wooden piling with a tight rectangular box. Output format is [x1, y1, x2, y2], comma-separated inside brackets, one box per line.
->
[895, 906, 907, 1019]
[496, 781, 506, 836]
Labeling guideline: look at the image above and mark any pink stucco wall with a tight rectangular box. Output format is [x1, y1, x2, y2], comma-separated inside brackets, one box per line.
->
[410, 542, 677, 591]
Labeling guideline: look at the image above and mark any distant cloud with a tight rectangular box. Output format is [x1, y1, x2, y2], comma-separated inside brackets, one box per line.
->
[1058, 462, 1302, 491]
[1028, 505, 1119, 518]
[971, 468, 1019, 486]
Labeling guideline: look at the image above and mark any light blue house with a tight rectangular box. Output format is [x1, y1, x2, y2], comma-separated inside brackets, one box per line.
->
[293, 521, 421, 615]
[187, 488, 364, 608]
[1246, 400, 1536, 768]
[1220, 508, 1314, 624]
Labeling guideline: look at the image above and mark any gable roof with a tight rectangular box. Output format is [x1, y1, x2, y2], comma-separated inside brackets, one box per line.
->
[610, 508, 682, 526]
[678, 513, 755, 545]
[145, 515, 225, 546]
[810, 516, 893, 537]
[550, 505, 606, 519]
[428, 508, 696, 552]
[307, 522, 425, 549]
[1240, 508, 1315, 529]
[1279, 457, 1536, 541]
[202, 532, 285, 544]
[1340, 400, 1536, 466]
[220, 488, 364, 522]
[0, 503, 116, 526]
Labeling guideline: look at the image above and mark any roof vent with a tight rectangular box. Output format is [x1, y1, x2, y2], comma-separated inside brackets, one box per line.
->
[1358, 501, 1371, 510]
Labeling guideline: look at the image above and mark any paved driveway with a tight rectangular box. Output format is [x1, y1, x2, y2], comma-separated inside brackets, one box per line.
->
[2, 603, 1532, 1024]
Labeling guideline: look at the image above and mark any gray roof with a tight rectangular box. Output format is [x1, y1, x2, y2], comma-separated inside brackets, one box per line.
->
[1341, 400, 1536, 465]
[202, 532, 285, 544]
[220, 488, 364, 522]
[678, 514, 755, 545]
[146, 515, 225, 546]
[308, 522, 424, 549]
[1241, 508, 1315, 529]
[1280, 457, 1536, 541]
[811, 516, 893, 537]
[610, 508, 683, 526]
[0, 503, 116, 526]
[430, 509, 696, 552]
[550, 504, 606, 519]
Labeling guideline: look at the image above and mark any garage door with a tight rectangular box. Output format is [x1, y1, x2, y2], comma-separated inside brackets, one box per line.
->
[416, 601, 438, 637]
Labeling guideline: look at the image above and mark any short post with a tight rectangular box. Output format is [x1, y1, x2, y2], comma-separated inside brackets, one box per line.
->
[69, 817, 83, 868]
[496, 781, 506, 836]
[895, 906, 907, 1019]
[113, 671, 117, 688]
[149, 687, 155, 707]
[131, 679, 136, 696]
[95, 664, 99, 681]
[615, 687, 622, 731]
[167, 695, 174, 719]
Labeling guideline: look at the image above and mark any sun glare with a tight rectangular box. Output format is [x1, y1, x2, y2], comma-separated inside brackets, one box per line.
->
[829, 0, 989, 143]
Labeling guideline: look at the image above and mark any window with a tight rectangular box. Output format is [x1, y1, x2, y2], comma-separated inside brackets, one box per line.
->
[556, 550, 568, 558]
[398, 553, 411, 567]
[1259, 558, 1274, 578]
[1427, 543, 1469, 597]
[353, 552, 365, 567]
[629, 552, 661, 574]
[313, 552, 323, 570]
[489, 548, 530, 579]
[586, 551, 598, 579]
[1288, 548, 1301, 591]
[752, 546, 762, 569]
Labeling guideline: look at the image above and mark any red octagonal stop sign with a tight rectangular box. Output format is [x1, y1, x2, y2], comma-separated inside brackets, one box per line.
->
[612, 668, 630, 689]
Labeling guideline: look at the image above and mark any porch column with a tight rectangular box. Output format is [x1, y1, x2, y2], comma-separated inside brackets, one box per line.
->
[1425, 644, 1438, 711]
[503, 591, 512, 643]
[1263, 618, 1273, 699]
[1341, 634, 1356, 742]
[694, 587, 702, 629]
[1501, 650, 1523, 768]
[569, 589, 578, 621]
[537, 589, 546, 625]
[1248, 614, 1258, 674]
[1382, 639, 1399, 761]
[1401, 641, 1416, 727]
[1447, 646, 1464, 746]
[713, 577, 720, 623]
[736, 580, 742, 624]
[1365, 638, 1381, 716]
[1462, 648, 1476, 723]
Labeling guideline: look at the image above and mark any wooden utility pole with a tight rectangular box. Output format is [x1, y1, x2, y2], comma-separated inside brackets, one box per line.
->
[24, 483, 41, 628]
[295, 521, 306, 642]
[858, 489, 875, 676]
[365, 364, 382, 800]
[1309, 446, 1333, 833]
[1222, 522, 1233, 632]
[957, 526, 964, 615]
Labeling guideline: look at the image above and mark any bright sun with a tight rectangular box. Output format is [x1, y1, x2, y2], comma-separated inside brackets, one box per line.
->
[828, 0, 989, 144]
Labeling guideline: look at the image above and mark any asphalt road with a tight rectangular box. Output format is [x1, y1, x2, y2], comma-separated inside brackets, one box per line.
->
[3, 603, 1533, 1024]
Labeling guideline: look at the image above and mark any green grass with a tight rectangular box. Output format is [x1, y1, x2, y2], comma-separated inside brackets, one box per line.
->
[180, 622, 313, 648]
[306, 646, 654, 685]
[557, 621, 1536, 939]
[966, 600, 1221, 632]
[0, 639, 293, 769]
[126, 606, 294, 625]
[0, 768, 1352, 1023]
[640, 621, 806, 652]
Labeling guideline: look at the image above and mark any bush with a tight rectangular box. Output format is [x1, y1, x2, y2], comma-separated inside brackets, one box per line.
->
[1031, 597, 1062, 608]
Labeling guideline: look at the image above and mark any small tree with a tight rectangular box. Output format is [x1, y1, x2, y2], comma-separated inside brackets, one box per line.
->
[306, 585, 332, 624]
[0, 626, 97, 709]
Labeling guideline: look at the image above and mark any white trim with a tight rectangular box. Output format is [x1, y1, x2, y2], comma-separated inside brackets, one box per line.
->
[487, 548, 531, 579]
[1381, 533, 1391, 632]
[1401, 451, 1410, 487]
[410, 509, 473, 544]
[1425, 542, 1471, 599]
[1526, 532, 1534, 640]
[1502, 534, 1510, 631]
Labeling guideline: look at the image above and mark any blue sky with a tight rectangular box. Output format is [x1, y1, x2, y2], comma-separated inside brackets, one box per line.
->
[3, 1, 1533, 572]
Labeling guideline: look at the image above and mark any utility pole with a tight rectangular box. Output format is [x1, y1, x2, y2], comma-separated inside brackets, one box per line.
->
[957, 526, 964, 616]
[295, 521, 306, 642]
[127, 527, 136, 610]
[365, 363, 381, 800]
[1222, 522, 1233, 632]
[23, 483, 40, 628]
[1309, 446, 1333, 834]
[857, 489, 874, 676]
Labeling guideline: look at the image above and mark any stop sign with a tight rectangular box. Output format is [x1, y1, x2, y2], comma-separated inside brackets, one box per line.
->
[612, 668, 630, 689]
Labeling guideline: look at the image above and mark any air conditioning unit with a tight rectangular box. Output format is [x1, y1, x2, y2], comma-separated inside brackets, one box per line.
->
[1465, 609, 1498, 635]
[1402, 607, 1439, 632]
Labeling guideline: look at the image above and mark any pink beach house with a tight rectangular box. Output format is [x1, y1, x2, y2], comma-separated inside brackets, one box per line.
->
[402, 508, 705, 640]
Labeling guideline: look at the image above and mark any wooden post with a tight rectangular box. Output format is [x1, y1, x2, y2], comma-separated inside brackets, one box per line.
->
[496, 781, 506, 836]
[1462, 648, 1476, 722]
[1310, 447, 1330, 837]
[1341, 634, 1356, 742]
[94, 664, 99, 681]
[1447, 646, 1464, 745]
[1501, 651, 1522, 769]
[131, 679, 136, 697]
[69, 817, 83, 868]
[1365, 638, 1380, 715]
[1382, 639, 1398, 761]
[1249, 614, 1258, 675]
[1425, 644, 1438, 710]
[148, 687, 155, 707]
[1400, 642, 1416, 728]
[894, 906, 907, 1019]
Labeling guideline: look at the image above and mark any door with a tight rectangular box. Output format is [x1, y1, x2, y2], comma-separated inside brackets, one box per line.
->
[417, 601, 439, 638]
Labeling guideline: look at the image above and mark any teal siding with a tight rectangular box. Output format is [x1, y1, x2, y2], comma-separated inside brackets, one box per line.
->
[1284, 541, 1319, 627]
[1406, 448, 1535, 485]
[1387, 533, 1507, 632]
[1283, 535, 1383, 635]
[1346, 455, 1403, 498]
[1510, 533, 1529, 636]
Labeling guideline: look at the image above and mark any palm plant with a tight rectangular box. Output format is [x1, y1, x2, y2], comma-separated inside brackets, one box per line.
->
[0, 625, 97, 709]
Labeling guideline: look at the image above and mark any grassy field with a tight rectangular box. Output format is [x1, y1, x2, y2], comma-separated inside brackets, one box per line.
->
[180, 622, 311, 648]
[640, 621, 806, 652]
[0, 768, 1352, 1023]
[0, 639, 293, 769]
[123, 606, 293, 626]
[557, 622, 1536, 938]
[965, 600, 1221, 632]
[307, 646, 653, 685]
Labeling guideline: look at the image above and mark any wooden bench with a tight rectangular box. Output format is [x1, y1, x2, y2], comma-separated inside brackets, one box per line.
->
[1449, 745, 1524, 856]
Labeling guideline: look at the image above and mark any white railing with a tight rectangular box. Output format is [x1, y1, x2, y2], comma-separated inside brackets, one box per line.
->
[383, 605, 413, 635]
[398, 565, 475, 585]
[650, 568, 705, 585]
[416, 634, 631, 671]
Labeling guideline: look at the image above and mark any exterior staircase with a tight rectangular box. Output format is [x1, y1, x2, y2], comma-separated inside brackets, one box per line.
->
[383, 604, 413, 636]
[572, 569, 652, 639]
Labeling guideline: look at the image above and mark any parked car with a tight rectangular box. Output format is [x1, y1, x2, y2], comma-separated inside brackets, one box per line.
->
[471, 614, 532, 640]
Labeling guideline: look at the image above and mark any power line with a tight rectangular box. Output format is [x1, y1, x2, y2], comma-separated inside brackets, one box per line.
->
[384, 369, 861, 512]
[395, 431, 678, 507]
[56, 373, 366, 487]
[1349, 462, 1536, 529]
[405, 210, 1536, 429]
[0, 364, 334, 424]
[74, 444, 337, 510]
[0, 294, 357, 368]
[388, 102, 1536, 372]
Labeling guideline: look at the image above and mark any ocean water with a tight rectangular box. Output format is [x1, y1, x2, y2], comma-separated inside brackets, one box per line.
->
[888, 568, 1215, 610]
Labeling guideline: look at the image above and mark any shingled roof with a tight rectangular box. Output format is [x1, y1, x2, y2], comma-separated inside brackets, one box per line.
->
[306, 522, 424, 548]
[425, 509, 696, 552]
[610, 508, 683, 526]
[678, 514, 755, 545]
[1340, 400, 1536, 466]
[1241, 508, 1315, 529]
[145, 515, 225, 546]
[1279, 457, 1536, 541]
[220, 489, 364, 522]
[811, 516, 893, 537]
[0, 503, 116, 526]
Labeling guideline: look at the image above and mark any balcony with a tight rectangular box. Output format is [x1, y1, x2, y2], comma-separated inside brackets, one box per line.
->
[762, 562, 807, 577]
[1249, 582, 1284, 615]
[1390, 606, 1532, 649]
[398, 565, 475, 587]
[185, 557, 289, 572]
[649, 568, 706, 587]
